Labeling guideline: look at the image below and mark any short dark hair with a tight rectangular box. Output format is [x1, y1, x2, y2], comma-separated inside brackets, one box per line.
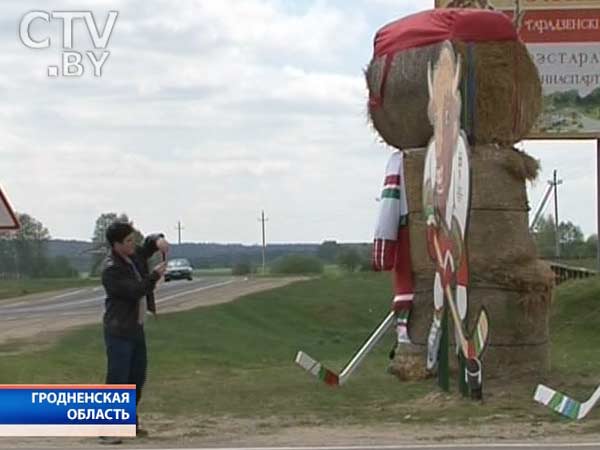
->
[106, 222, 135, 246]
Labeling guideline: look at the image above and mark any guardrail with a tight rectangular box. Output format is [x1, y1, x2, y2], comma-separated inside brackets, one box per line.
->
[549, 262, 598, 285]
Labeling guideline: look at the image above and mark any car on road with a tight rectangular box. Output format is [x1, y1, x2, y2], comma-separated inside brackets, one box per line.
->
[165, 258, 193, 282]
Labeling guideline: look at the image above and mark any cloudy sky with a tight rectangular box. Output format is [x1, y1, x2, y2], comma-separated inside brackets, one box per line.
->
[0, 0, 596, 244]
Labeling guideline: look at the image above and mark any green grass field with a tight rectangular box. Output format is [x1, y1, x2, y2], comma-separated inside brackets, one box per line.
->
[547, 276, 600, 378]
[1, 273, 600, 430]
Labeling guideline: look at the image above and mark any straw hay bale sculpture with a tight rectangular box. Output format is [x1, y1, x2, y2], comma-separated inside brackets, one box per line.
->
[367, 7, 553, 383]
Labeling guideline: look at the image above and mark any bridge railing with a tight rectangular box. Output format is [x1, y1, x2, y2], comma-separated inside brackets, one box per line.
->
[549, 262, 598, 285]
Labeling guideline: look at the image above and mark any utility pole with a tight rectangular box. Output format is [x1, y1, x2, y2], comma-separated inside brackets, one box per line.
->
[175, 221, 184, 245]
[550, 170, 563, 260]
[258, 211, 268, 274]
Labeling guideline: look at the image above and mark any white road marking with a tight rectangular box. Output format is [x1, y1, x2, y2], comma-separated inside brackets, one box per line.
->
[156, 279, 235, 304]
[1, 300, 26, 307]
[50, 288, 89, 300]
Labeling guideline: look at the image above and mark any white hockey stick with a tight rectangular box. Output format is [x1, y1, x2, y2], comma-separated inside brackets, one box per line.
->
[295, 311, 395, 386]
[534, 384, 600, 420]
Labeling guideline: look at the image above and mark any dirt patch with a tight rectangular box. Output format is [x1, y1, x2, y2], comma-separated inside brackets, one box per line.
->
[1, 373, 599, 448]
[1, 416, 599, 448]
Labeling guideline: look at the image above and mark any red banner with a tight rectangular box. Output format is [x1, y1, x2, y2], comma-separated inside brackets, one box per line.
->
[516, 9, 600, 43]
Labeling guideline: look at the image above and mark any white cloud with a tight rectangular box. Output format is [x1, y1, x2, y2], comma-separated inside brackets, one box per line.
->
[1, 0, 594, 246]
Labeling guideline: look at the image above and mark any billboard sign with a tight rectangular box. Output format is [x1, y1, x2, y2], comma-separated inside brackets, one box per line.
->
[435, 1, 600, 138]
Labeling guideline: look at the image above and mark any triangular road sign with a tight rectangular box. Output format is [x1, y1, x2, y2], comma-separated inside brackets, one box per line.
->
[0, 186, 19, 230]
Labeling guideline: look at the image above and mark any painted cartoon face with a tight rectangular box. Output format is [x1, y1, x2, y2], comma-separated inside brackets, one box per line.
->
[428, 43, 462, 205]
[435, 94, 460, 198]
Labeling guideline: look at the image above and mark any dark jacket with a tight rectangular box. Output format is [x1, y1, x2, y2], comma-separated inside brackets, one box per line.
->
[101, 234, 164, 338]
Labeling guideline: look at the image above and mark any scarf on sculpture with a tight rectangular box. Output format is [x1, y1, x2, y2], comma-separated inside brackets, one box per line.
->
[373, 150, 414, 314]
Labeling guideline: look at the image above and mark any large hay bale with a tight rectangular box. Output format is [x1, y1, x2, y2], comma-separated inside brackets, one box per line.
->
[408, 211, 538, 274]
[454, 41, 541, 146]
[366, 10, 542, 149]
[403, 145, 540, 274]
[404, 145, 537, 213]
[367, 45, 438, 150]
[406, 271, 552, 374]
[393, 144, 552, 375]
[388, 343, 430, 381]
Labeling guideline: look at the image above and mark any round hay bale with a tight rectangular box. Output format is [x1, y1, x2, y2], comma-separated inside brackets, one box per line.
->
[455, 41, 542, 146]
[468, 209, 538, 266]
[407, 269, 553, 375]
[472, 259, 555, 312]
[408, 211, 538, 274]
[367, 44, 438, 150]
[366, 11, 541, 149]
[396, 143, 552, 374]
[402, 145, 540, 274]
[403, 145, 535, 214]
[388, 347, 430, 381]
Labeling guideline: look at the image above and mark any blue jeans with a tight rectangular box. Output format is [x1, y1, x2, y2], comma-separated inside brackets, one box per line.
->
[103, 326, 147, 413]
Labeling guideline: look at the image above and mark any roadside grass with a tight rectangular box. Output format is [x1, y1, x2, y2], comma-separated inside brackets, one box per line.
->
[547, 276, 600, 395]
[193, 268, 233, 277]
[0, 278, 100, 301]
[0, 273, 599, 429]
[323, 264, 344, 277]
[197, 264, 347, 278]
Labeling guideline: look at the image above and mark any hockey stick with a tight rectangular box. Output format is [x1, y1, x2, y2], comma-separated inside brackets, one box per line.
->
[433, 236, 489, 360]
[430, 235, 489, 398]
[534, 384, 600, 420]
[295, 311, 395, 386]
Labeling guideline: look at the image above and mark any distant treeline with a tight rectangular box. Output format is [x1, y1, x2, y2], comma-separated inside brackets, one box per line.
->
[547, 88, 600, 109]
[0, 211, 374, 279]
[9, 209, 595, 279]
[47, 240, 324, 273]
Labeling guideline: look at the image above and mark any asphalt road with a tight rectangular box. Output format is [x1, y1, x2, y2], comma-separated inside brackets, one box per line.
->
[0, 277, 234, 321]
